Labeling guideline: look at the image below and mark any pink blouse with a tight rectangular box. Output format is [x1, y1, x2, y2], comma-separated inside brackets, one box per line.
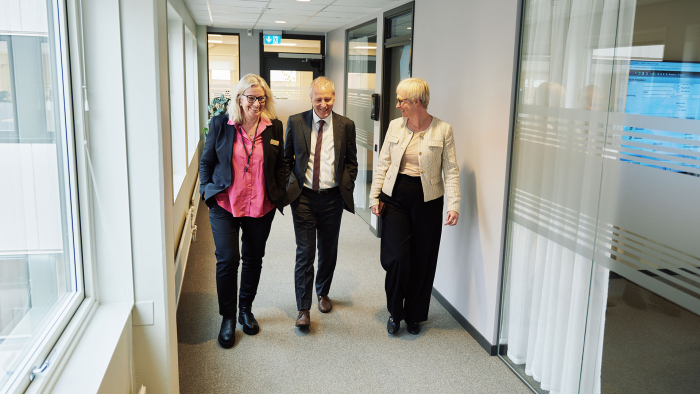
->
[215, 117, 275, 218]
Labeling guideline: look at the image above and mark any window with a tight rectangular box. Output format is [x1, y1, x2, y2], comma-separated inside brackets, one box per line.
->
[207, 33, 239, 102]
[167, 5, 199, 197]
[185, 27, 198, 165]
[0, 0, 84, 391]
[168, 5, 186, 196]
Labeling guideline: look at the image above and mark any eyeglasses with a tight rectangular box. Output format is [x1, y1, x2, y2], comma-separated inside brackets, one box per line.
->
[396, 98, 411, 105]
[241, 94, 267, 104]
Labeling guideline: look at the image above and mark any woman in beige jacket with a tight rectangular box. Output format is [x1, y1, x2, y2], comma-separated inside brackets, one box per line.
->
[369, 78, 460, 335]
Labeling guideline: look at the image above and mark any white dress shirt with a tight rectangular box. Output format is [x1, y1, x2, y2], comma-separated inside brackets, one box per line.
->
[304, 110, 337, 189]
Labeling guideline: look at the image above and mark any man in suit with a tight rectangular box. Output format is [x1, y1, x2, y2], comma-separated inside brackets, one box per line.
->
[284, 76, 358, 328]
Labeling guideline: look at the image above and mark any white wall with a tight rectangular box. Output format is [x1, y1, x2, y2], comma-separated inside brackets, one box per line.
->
[412, 0, 519, 346]
[325, 0, 520, 346]
[97, 327, 130, 394]
[73, 0, 186, 391]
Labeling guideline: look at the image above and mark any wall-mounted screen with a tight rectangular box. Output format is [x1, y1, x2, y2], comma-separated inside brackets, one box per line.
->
[621, 61, 700, 175]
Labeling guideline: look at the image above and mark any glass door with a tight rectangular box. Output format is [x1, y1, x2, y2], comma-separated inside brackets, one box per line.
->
[380, 3, 413, 144]
[498, 0, 700, 393]
[346, 21, 377, 224]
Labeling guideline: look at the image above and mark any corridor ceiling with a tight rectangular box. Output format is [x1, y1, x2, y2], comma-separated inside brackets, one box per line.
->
[185, 0, 406, 32]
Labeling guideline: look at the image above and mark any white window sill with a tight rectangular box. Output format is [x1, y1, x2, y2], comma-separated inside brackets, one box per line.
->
[25, 301, 133, 394]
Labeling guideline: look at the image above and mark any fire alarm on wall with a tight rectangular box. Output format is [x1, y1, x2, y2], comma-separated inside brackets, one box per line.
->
[247, 29, 253, 36]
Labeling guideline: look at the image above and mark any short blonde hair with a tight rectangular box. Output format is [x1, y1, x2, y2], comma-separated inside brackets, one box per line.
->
[227, 74, 278, 124]
[396, 78, 430, 109]
[309, 76, 335, 96]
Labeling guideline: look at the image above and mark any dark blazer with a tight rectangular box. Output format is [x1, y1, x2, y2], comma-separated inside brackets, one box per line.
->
[199, 114, 287, 212]
[284, 110, 358, 213]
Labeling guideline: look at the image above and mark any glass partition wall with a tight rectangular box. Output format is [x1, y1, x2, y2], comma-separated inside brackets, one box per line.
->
[346, 21, 378, 224]
[498, 0, 700, 393]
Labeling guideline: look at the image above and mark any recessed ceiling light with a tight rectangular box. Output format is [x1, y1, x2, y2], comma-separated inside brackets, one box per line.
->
[208, 40, 222, 43]
[275, 21, 286, 24]
[297, 0, 311, 2]
[407, 27, 412, 30]
[354, 46, 376, 49]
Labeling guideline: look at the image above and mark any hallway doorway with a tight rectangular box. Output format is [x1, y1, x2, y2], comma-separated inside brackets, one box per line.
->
[260, 35, 324, 133]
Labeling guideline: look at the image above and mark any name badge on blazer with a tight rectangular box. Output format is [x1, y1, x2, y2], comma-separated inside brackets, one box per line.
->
[270, 139, 279, 146]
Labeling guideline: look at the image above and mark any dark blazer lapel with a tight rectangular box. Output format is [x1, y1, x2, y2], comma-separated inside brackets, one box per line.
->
[223, 121, 237, 168]
[332, 112, 343, 176]
[302, 110, 313, 154]
[261, 123, 272, 170]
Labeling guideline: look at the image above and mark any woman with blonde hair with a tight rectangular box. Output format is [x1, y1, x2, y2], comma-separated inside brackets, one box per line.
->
[199, 74, 287, 348]
[369, 77, 460, 335]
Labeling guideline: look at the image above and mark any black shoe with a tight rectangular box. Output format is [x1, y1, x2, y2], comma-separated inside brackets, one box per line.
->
[238, 306, 259, 335]
[218, 317, 236, 348]
[387, 317, 400, 334]
[407, 322, 421, 335]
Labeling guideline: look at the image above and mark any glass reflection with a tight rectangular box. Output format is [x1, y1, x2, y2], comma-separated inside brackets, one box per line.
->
[346, 22, 378, 224]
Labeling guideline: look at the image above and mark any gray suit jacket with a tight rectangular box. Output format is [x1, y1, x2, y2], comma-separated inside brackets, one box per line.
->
[284, 110, 358, 213]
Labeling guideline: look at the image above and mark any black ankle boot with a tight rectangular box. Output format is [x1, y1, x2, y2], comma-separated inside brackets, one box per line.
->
[238, 306, 259, 335]
[387, 316, 400, 334]
[218, 317, 236, 348]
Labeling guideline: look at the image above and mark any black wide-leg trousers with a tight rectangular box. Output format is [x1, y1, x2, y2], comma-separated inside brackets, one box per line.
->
[380, 174, 443, 323]
[291, 187, 344, 311]
[209, 204, 276, 318]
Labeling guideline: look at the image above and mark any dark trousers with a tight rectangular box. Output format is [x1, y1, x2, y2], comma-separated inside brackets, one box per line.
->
[209, 204, 276, 318]
[380, 174, 443, 323]
[291, 187, 344, 311]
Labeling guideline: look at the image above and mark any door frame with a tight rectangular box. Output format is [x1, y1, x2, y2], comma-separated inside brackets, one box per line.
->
[379, 2, 415, 149]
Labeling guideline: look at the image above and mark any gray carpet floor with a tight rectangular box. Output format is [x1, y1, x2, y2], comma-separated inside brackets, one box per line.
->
[177, 200, 530, 393]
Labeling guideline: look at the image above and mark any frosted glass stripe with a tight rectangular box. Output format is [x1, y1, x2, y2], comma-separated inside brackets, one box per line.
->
[512, 188, 700, 300]
[608, 112, 700, 136]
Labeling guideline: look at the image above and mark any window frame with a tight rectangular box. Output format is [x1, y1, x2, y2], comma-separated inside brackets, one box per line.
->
[4, 0, 99, 391]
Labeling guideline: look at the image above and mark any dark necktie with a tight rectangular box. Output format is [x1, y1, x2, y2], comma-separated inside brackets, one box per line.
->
[312, 120, 325, 191]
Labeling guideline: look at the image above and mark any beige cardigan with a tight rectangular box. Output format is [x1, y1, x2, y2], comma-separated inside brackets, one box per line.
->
[369, 116, 461, 213]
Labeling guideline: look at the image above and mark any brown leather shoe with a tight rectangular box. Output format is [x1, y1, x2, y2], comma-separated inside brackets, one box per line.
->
[317, 295, 332, 313]
[295, 309, 310, 327]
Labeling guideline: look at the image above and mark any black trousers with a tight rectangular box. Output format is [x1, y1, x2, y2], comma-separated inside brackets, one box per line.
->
[380, 174, 443, 323]
[291, 187, 344, 311]
[209, 204, 276, 318]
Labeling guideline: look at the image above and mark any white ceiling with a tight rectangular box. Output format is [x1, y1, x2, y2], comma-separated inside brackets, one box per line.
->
[185, 0, 406, 32]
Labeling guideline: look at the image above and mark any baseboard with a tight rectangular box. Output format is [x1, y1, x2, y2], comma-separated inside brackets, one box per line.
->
[431, 287, 498, 356]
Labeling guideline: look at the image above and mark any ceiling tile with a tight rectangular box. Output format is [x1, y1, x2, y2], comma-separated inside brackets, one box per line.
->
[263, 8, 318, 16]
[192, 0, 403, 32]
[323, 5, 382, 14]
[315, 11, 367, 19]
[261, 3, 325, 11]
[269, 0, 335, 3]
[206, 0, 268, 5]
[210, 5, 265, 12]
[332, 0, 398, 6]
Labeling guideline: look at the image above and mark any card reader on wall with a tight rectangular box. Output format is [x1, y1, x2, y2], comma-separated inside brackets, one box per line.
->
[371, 94, 380, 121]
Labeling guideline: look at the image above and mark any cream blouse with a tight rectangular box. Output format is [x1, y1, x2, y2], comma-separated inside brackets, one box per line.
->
[398, 131, 421, 176]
